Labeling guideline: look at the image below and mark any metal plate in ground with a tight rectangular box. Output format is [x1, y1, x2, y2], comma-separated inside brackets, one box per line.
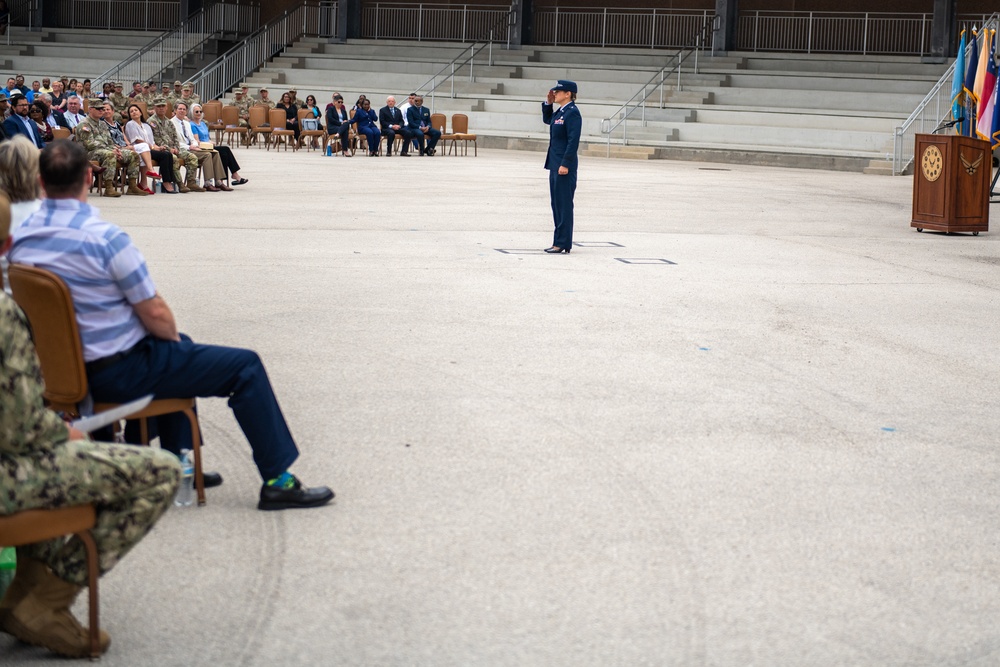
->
[495, 249, 549, 254]
[614, 258, 677, 265]
[573, 241, 625, 247]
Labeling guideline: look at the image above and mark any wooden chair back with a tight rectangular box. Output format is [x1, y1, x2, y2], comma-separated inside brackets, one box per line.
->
[7, 264, 88, 412]
[202, 100, 223, 124]
[52, 127, 71, 140]
[248, 105, 270, 147]
[431, 113, 447, 134]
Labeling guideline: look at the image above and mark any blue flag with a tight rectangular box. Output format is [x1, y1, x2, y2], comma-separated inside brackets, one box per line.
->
[952, 30, 968, 134]
[964, 28, 980, 135]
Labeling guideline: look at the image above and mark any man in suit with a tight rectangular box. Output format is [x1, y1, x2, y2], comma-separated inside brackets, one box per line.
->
[62, 95, 85, 129]
[3, 95, 44, 148]
[541, 80, 582, 254]
[405, 95, 440, 156]
[36, 94, 70, 131]
[378, 96, 416, 157]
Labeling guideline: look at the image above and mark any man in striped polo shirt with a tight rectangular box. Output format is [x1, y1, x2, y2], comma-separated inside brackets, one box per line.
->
[9, 140, 334, 511]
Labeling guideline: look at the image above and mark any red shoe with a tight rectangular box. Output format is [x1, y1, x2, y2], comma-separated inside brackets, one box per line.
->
[147, 172, 162, 180]
[142, 186, 156, 195]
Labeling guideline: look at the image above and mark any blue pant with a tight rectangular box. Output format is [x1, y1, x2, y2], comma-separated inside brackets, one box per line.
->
[415, 127, 441, 153]
[87, 334, 299, 481]
[549, 168, 577, 250]
[358, 125, 381, 154]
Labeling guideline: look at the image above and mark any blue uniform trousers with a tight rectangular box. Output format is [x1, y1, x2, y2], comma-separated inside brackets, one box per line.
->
[358, 125, 381, 153]
[87, 334, 299, 481]
[549, 169, 577, 250]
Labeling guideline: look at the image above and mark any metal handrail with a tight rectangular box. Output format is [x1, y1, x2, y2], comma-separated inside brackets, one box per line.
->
[188, 1, 337, 103]
[5, 0, 37, 45]
[414, 5, 514, 110]
[92, 1, 259, 88]
[892, 13, 1000, 175]
[600, 13, 719, 154]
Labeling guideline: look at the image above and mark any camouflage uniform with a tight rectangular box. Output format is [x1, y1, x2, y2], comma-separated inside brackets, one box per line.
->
[178, 94, 200, 108]
[0, 293, 180, 587]
[108, 91, 129, 122]
[255, 95, 275, 110]
[74, 115, 141, 181]
[147, 113, 199, 183]
[233, 95, 251, 128]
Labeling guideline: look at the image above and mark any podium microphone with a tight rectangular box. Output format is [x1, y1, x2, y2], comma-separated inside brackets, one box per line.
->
[933, 116, 965, 134]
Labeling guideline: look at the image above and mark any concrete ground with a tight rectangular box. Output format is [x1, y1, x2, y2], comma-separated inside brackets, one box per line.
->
[3, 143, 999, 666]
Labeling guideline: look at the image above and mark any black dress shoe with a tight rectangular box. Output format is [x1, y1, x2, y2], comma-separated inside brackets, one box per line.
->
[257, 476, 334, 511]
[201, 471, 224, 488]
[543, 246, 570, 254]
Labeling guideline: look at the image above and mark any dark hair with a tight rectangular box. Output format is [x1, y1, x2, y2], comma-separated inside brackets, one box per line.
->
[39, 140, 90, 198]
[127, 103, 146, 123]
[29, 100, 47, 116]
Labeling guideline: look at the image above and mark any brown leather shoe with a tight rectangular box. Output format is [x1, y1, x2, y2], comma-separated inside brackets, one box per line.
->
[218, 183, 233, 191]
[204, 184, 220, 192]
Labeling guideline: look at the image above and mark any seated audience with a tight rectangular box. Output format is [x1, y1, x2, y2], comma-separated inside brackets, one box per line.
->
[101, 104, 155, 195]
[276, 91, 300, 141]
[170, 101, 226, 192]
[304, 94, 321, 122]
[256, 87, 275, 109]
[406, 95, 440, 156]
[49, 81, 66, 111]
[147, 98, 201, 193]
[37, 94, 70, 130]
[0, 134, 42, 226]
[82, 79, 93, 98]
[0, 186, 180, 659]
[62, 95, 84, 128]
[325, 93, 354, 156]
[190, 103, 245, 187]
[3, 95, 44, 148]
[39, 77, 53, 94]
[27, 100, 53, 145]
[0, 93, 9, 121]
[9, 140, 335, 512]
[379, 95, 416, 157]
[125, 103, 179, 194]
[74, 98, 144, 197]
[354, 98, 380, 156]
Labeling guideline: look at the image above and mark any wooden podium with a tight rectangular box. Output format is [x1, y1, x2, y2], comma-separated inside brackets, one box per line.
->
[912, 133, 990, 235]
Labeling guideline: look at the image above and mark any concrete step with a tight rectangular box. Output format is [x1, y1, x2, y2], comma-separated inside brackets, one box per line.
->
[863, 159, 896, 175]
[580, 144, 659, 159]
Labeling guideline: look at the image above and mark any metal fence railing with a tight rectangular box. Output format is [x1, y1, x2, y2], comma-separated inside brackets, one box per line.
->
[5, 0, 38, 44]
[893, 13, 1000, 175]
[190, 1, 337, 103]
[601, 14, 720, 154]
[93, 2, 260, 90]
[533, 8, 715, 49]
[736, 11, 935, 55]
[361, 3, 509, 42]
[61, 0, 182, 31]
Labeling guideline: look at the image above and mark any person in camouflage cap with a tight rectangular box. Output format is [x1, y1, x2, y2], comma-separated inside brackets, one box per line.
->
[178, 82, 200, 107]
[0, 187, 180, 659]
[232, 88, 251, 130]
[146, 97, 203, 192]
[107, 81, 129, 121]
[73, 99, 146, 197]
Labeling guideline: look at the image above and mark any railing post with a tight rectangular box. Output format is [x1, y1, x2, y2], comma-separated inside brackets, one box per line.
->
[753, 11, 759, 52]
[418, 3, 422, 41]
[554, 6, 559, 47]
[463, 4, 467, 43]
[375, 4, 379, 40]
[489, 29, 494, 66]
[601, 7, 607, 48]
[863, 12, 868, 55]
[659, 69, 664, 107]
[469, 44, 474, 81]
[919, 13, 927, 57]
[807, 11, 813, 54]
[650, 9, 656, 49]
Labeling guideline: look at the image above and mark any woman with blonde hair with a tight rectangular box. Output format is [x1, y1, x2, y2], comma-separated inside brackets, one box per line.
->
[0, 135, 42, 288]
[0, 135, 43, 230]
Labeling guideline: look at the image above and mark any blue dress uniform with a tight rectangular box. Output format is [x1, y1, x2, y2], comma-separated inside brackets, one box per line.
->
[542, 80, 582, 252]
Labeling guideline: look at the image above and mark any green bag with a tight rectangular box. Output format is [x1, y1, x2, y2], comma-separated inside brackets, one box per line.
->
[0, 547, 16, 599]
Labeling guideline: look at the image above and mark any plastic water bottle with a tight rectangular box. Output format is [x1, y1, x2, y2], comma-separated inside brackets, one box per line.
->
[326, 144, 333, 157]
[174, 449, 194, 507]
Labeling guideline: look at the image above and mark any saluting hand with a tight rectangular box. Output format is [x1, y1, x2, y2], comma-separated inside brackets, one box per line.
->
[546, 90, 556, 104]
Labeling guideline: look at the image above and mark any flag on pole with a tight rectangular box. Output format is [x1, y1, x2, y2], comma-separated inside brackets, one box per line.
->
[952, 29, 968, 134]
[976, 30, 996, 119]
[991, 82, 1000, 148]
[964, 29, 980, 135]
[977, 72, 999, 141]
